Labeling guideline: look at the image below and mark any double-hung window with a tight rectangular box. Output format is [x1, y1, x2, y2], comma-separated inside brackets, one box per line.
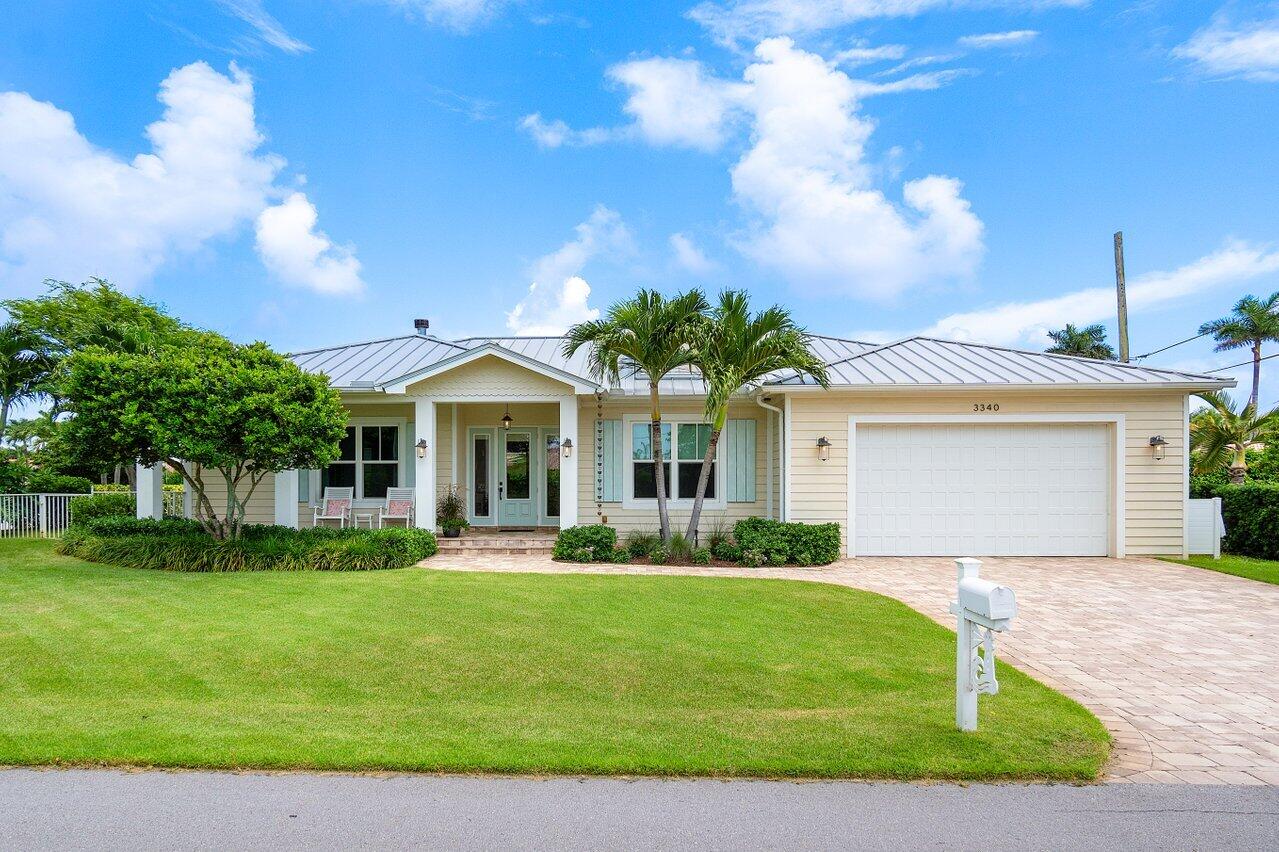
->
[322, 424, 400, 499]
[630, 421, 716, 501]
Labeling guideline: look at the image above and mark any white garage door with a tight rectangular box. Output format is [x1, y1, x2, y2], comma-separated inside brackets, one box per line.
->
[853, 423, 1110, 557]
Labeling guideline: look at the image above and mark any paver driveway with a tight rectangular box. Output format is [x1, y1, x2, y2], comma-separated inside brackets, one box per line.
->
[427, 554, 1279, 784]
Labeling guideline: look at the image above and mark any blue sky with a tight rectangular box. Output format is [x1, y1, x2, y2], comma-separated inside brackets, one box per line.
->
[2, 1, 1278, 403]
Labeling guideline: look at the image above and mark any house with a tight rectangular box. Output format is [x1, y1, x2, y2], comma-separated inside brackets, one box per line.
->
[201, 322, 1233, 558]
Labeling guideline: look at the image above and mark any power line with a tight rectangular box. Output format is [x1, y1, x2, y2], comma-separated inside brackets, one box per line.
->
[1133, 331, 1210, 361]
[1206, 350, 1279, 373]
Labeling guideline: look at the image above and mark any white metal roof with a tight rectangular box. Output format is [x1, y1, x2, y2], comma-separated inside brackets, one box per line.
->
[289, 332, 1229, 394]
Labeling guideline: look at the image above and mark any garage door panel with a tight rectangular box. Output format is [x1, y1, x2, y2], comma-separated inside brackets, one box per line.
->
[854, 423, 1110, 557]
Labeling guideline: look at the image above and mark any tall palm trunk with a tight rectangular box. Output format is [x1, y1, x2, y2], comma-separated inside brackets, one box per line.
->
[649, 382, 671, 542]
[1251, 340, 1262, 408]
[685, 408, 726, 542]
[0, 398, 9, 443]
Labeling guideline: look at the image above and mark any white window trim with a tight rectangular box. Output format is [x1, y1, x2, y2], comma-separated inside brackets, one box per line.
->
[324, 417, 409, 506]
[621, 413, 726, 511]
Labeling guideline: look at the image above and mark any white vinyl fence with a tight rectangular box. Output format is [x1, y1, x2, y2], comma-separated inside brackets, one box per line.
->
[1186, 497, 1226, 558]
[0, 493, 89, 539]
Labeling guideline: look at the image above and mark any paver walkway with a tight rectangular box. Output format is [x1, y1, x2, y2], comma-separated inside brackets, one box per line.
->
[425, 553, 1279, 785]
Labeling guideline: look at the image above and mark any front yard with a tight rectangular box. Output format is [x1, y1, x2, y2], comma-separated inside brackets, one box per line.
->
[0, 539, 1108, 780]
[1165, 554, 1279, 586]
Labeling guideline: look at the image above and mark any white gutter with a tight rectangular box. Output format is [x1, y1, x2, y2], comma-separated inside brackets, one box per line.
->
[755, 392, 785, 522]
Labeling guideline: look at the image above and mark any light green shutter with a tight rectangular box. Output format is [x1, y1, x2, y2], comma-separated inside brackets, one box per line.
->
[595, 420, 623, 502]
[298, 470, 311, 503]
[726, 419, 756, 503]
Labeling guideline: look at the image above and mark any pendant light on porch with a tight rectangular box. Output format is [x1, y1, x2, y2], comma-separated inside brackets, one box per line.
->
[501, 404, 514, 429]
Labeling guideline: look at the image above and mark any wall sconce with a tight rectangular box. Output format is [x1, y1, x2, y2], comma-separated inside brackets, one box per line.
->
[501, 404, 514, 429]
[561, 438, 573, 458]
[415, 439, 429, 459]
[816, 436, 832, 462]
[1148, 435, 1167, 461]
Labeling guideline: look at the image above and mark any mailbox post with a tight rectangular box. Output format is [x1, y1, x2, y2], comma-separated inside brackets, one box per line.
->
[949, 557, 1017, 732]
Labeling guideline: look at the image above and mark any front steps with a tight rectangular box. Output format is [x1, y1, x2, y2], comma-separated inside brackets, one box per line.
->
[436, 529, 557, 556]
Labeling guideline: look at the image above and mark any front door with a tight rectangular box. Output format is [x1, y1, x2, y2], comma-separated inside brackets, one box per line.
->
[497, 430, 536, 527]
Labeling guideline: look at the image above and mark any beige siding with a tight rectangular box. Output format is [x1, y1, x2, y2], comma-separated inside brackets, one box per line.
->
[785, 389, 1189, 557]
[199, 470, 277, 526]
[577, 397, 772, 537]
[405, 355, 574, 398]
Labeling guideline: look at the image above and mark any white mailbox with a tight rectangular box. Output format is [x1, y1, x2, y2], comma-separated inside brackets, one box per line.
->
[948, 558, 1016, 732]
[957, 577, 1017, 625]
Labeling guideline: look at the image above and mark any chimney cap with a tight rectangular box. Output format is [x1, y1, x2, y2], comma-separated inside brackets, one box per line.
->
[414, 318, 430, 336]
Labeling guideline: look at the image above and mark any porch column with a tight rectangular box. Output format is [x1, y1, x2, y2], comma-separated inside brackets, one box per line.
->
[559, 396, 579, 529]
[415, 398, 437, 530]
[274, 470, 299, 528]
[135, 462, 164, 520]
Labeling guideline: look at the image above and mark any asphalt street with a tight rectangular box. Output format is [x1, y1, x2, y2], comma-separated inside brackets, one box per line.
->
[3, 769, 1278, 850]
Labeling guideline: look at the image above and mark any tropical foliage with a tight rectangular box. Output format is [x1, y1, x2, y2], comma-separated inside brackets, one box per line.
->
[61, 339, 348, 539]
[1190, 391, 1279, 485]
[1045, 324, 1116, 360]
[564, 289, 709, 541]
[0, 322, 53, 441]
[1198, 292, 1279, 407]
[684, 291, 829, 539]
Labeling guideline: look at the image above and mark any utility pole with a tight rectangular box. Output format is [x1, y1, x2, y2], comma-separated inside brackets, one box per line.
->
[1114, 231, 1130, 363]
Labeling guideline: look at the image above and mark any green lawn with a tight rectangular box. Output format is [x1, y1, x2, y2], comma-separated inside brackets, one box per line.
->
[0, 538, 1108, 780]
[1164, 554, 1279, 586]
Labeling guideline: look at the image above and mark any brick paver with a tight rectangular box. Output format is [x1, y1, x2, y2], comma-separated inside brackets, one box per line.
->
[423, 552, 1279, 784]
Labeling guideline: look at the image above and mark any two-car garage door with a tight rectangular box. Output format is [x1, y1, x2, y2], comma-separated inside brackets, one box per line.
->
[853, 423, 1111, 556]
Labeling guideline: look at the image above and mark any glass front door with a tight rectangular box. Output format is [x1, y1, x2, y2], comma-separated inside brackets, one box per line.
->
[497, 431, 536, 527]
[470, 432, 491, 524]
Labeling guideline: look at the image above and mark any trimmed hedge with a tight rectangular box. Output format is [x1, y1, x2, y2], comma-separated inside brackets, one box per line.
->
[57, 523, 438, 572]
[1217, 484, 1279, 560]
[733, 518, 842, 566]
[69, 492, 136, 525]
[23, 472, 94, 494]
[552, 524, 618, 562]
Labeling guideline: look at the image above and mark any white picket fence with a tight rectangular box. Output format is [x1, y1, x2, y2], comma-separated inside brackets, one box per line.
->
[0, 493, 88, 538]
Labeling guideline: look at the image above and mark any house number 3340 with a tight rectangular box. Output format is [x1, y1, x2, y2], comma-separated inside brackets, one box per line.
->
[973, 403, 1000, 412]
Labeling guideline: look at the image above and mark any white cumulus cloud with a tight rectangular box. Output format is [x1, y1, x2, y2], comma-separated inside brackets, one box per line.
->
[519, 113, 622, 148]
[670, 233, 717, 274]
[898, 241, 1279, 347]
[255, 192, 364, 295]
[1174, 13, 1279, 82]
[506, 206, 634, 335]
[0, 61, 360, 296]
[607, 57, 749, 151]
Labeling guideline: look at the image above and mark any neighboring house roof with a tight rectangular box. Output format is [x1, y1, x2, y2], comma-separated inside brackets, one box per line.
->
[289, 331, 1231, 394]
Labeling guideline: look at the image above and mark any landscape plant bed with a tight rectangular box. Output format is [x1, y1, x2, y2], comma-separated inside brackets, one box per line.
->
[0, 539, 1109, 780]
[57, 517, 437, 572]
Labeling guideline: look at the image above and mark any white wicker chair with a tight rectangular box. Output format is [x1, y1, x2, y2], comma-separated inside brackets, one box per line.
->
[313, 487, 354, 528]
[380, 487, 415, 528]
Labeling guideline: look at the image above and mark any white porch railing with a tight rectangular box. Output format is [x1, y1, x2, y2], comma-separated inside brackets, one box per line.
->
[0, 493, 89, 539]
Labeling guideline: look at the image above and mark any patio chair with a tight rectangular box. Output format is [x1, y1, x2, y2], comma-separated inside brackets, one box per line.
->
[313, 487, 354, 528]
[380, 487, 415, 528]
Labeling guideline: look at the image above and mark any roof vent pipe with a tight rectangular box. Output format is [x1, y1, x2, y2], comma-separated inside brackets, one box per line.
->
[414, 319, 431, 336]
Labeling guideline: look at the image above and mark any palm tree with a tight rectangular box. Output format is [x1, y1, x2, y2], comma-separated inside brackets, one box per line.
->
[1190, 391, 1279, 484]
[0, 322, 52, 441]
[1199, 292, 1279, 408]
[1045, 324, 1116, 360]
[684, 292, 829, 540]
[565, 289, 710, 541]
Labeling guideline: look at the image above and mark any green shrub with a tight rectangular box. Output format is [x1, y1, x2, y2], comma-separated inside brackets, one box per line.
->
[648, 545, 669, 565]
[704, 519, 733, 552]
[89, 483, 132, 493]
[608, 547, 631, 564]
[0, 461, 26, 492]
[624, 529, 661, 558]
[692, 547, 711, 565]
[552, 524, 618, 562]
[56, 524, 437, 571]
[1218, 484, 1279, 560]
[711, 538, 742, 562]
[667, 532, 694, 561]
[70, 492, 136, 525]
[23, 471, 94, 494]
[83, 516, 204, 537]
[740, 549, 764, 568]
[733, 518, 841, 565]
